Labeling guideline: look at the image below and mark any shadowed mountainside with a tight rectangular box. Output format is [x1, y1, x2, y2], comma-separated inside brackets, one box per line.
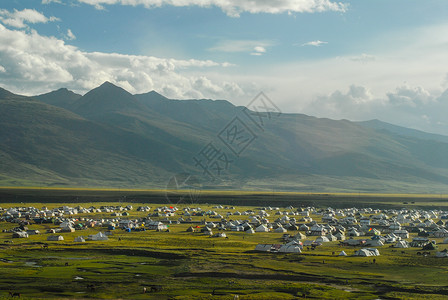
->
[1, 82, 448, 193]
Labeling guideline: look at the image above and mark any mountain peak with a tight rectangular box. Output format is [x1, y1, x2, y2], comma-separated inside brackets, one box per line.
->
[72, 81, 143, 117]
[99, 81, 116, 88]
[33, 87, 81, 108]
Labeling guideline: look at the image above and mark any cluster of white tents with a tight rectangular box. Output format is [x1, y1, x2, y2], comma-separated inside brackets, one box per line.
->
[255, 241, 303, 253]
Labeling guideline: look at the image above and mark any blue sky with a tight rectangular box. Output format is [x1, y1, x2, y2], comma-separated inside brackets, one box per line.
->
[1, 0, 448, 134]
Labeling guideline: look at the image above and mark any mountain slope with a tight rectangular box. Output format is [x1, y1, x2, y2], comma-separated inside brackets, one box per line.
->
[358, 119, 448, 144]
[1, 83, 447, 192]
[33, 88, 81, 110]
[0, 89, 185, 187]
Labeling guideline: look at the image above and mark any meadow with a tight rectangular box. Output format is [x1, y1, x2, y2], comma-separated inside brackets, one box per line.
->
[0, 189, 448, 299]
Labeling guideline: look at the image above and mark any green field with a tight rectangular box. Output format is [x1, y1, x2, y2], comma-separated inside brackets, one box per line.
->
[1, 189, 448, 299]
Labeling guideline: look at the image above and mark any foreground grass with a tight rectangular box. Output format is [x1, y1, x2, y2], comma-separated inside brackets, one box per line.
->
[1, 201, 448, 299]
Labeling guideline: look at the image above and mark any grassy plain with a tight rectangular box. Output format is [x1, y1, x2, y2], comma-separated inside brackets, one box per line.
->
[0, 189, 448, 298]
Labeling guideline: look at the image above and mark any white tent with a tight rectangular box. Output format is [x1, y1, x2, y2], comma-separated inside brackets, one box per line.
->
[326, 234, 338, 242]
[365, 239, 384, 247]
[74, 236, 86, 243]
[285, 240, 302, 246]
[338, 250, 348, 256]
[315, 236, 330, 243]
[245, 228, 255, 234]
[294, 232, 306, 240]
[433, 228, 448, 238]
[394, 241, 409, 248]
[274, 227, 287, 233]
[278, 245, 302, 253]
[354, 248, 380, 257]
[88, 232, 108, 241]
[334, 232, 345, 241]
[436, 250, 448, 258]
[47, 235, 64, 241]
[303, 240, 314, 246]
[255, 225, 269, 232]
[255, 244, 272, 252]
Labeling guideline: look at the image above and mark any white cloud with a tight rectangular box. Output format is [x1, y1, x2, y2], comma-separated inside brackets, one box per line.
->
[0, 8, 59, 28]
[250, 46, 267, 56]
[301, 40, 327, 47]
[209, 40, 273, 55]
[254, 46, 266, 53]
[66, 29, 76, 40]
[0, 23, 245, 100]
[0, 65, 5, 73]
[299, 82, 448, 135]
[350, 53, 376, 63]
[75, 0, 347, 16]
[42, 0, 62, 3]
[386, 85, 434, 110]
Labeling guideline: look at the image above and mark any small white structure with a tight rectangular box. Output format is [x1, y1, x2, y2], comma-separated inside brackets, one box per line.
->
[393, 230, 409, 239]
[433, 228, 448, 238]
[354, 248, 380, 257]
[315, 236, 330, 243]
[88, 232, 108, 241]
[365, 239, 384, 247]
[147, 221, 168, 231]
[47, 235, 64, 241]
[74, 236, 86, 243]
[255, 225, 269, 232]
[274, 226, 287, 233]
[436, 250, 448, 258]
[255, 244, 272, 252]
[394, 240, 409, 248]
[278, 244, 302, 253]
[12, 231, 29, 238]
[338, 250, 348, 256]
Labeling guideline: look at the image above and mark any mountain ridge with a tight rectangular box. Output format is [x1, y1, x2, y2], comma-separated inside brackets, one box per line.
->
[1, 82, 448, 193]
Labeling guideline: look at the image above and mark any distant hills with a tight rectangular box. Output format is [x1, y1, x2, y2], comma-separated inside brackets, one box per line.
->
[1, 82, 448, 193]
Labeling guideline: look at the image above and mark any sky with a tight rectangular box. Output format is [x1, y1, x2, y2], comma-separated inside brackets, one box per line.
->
[1, 0, 448, 135]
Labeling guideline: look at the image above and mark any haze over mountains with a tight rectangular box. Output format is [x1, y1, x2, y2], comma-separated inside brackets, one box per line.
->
[1, 82, 448, 193]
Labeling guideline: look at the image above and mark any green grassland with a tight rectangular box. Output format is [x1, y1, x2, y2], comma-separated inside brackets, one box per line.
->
[2, 187, 448, 209]
[1, 191, 448, 298]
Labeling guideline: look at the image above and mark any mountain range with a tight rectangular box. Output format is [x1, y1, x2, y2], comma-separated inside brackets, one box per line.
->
[1, 81, 448, 193]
